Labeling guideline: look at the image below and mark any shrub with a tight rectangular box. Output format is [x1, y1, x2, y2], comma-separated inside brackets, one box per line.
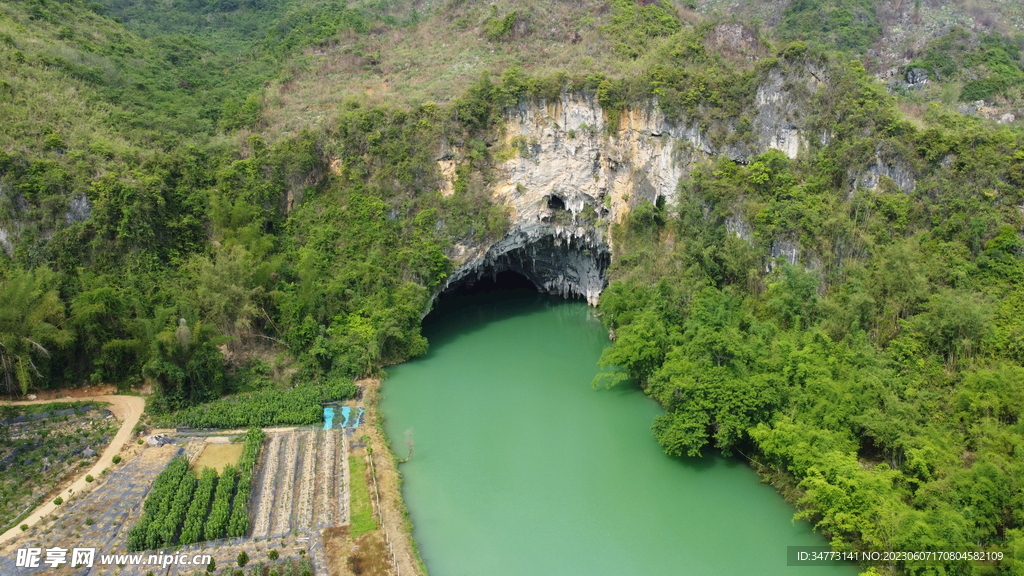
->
[237, 551, 249, 568]
[602, 0, 681, 59]
[483, 10, 517, 41]
[268, 550, 279, 560]
[159, 381, 357, 428]
[85, 475, 94, 483]
[112, 455, 122, 464]
[53, 497, 63, 505]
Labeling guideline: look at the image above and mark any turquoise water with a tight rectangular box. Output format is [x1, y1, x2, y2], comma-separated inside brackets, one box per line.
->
[323, 406, 334, 430]
[380, 288, 859, 576]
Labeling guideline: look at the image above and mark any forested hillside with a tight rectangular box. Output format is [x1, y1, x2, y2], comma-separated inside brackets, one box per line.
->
[2, 0, 1024, 572]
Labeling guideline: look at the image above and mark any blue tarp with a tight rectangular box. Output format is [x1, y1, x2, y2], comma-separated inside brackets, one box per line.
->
[324, 405, 363, 430]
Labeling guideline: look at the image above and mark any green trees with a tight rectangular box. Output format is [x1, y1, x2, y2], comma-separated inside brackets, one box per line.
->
[227, 429, 263, 538]
[0, 268, 71, 395]
[594, 59, 1024, 569]
[68, 282, 139, 388]
[160, 471, 197, 546]
[226, 473, 252, 538]
[602, 0, 681, 60]
[779, 0, 882, 54]
[128, 430, 262, 551]
[143, 319, 228, 412]
[128, 457, 191, 551]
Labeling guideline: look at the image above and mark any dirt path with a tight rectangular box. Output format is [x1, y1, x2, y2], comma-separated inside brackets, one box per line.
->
[0, 394, 146, 545]
[360, 378, 426, 576]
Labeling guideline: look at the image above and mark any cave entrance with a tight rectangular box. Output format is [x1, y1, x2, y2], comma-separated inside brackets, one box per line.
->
[547, 195, 566, 211]
[445, 270, 538, 297]
[429, 230, 611, 317]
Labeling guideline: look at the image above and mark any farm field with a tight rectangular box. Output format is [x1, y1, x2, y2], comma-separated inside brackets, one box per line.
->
[0, 428, 352, 576]
[0, 442, 184, 576]
[0, 403, 118, 533]
[147, 428, 349, 576]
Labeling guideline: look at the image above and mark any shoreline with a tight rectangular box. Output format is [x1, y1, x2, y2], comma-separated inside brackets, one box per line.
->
[358, 377, 428, 576]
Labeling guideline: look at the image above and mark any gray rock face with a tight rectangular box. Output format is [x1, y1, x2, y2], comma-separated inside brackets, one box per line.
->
[855, 149, 916, 194]
[65, 194, 91, 225]
[769, 238, 800, 268]
[444, 222, 609, 305]
[752, 69, 811, 160]
[0, 226, 10, 257]
[431, 74, 831, 306]
[906, 68, 929, 86]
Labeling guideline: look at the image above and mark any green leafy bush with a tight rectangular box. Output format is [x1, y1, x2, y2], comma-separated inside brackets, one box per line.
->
[483, 10, 517, 42]
[157, 380, 356, 428]
[778, 0, 881, 53]
[602, 0, 681, 59]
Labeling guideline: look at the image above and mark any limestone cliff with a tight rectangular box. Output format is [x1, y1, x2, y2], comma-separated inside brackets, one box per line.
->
[436, 68, 834, 305]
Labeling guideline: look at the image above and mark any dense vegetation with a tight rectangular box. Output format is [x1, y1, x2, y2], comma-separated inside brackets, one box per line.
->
[156, 378, 357, 428]
[0, 0, 502, 414]
[906, 27, 1024, 102]
[3, 0, 1024, 571]
[779, 0, 882, 54]
[595, 57, 1024, 573]
[126, 428, 263, 550]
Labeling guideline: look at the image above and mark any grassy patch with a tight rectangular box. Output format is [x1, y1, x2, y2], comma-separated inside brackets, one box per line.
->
[190, 443, 243, 475]
[348, 453, 377, 537]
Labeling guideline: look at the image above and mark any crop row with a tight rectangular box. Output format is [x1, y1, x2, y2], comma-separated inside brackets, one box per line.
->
[126, 429, 264, 551]
[228, 428, 264, 537]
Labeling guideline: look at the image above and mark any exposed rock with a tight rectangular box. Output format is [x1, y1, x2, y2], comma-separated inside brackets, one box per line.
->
[905, 68, 929, 86]
[445, 225, 609, 305]
[0, 226, 10, 257]
[726, 215, 754, 242]
[753, 69, 809, 159]
[769, 238, 800, 268]
[705, 23, 764, 63]
[147, 434, 173, 446]
[855, 151, 916, 194]
[437, 159, 457, 197]
[65, 194, 91, 225]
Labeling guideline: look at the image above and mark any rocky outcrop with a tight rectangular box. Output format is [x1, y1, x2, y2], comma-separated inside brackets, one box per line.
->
[854, 148, 916, 194]
[444, 224, 609, 305]
[66, 194, 91, 224]
[436, 72, 823, 306]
